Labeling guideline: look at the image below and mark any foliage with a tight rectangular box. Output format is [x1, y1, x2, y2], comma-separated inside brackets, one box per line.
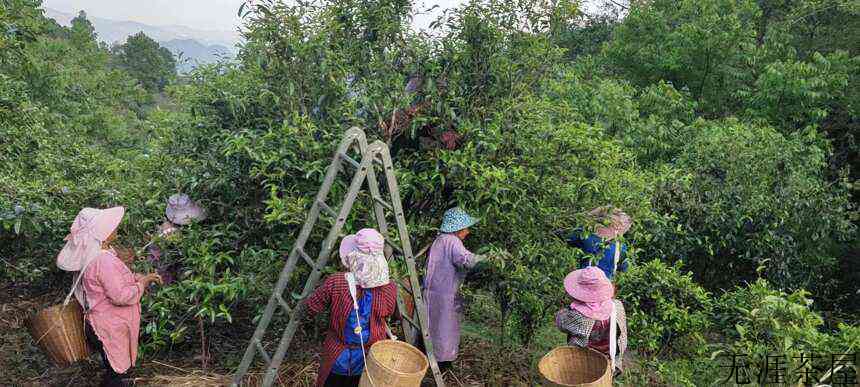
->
[1, 0, 858, 380]
[649, 120, 855, 294]
[69, 11, 98, 50]
[615, 260, 713, 359]
[712, 279, 860, 384]
[112, 32, 177, 92]
[0, 0, 157, 283]
[604, 0, 759, 112]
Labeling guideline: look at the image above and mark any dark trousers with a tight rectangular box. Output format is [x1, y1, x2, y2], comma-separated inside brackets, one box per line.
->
[323, 373, 361, 387]
[84, 320, 131, 387]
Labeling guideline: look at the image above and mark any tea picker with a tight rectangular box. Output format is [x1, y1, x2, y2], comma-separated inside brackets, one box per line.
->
[420, 207, 487, 372]
[297, 228, 400, 386]
[561, 206, 632, 281]
[28, 206, 162, 387]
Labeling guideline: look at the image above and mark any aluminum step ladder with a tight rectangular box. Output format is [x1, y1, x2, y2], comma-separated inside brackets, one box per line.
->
[232, 127, 445, 386]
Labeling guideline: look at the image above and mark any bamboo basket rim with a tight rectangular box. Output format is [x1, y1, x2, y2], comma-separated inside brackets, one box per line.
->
[368, 340, 429, 376]
[538, 346, 611, 386]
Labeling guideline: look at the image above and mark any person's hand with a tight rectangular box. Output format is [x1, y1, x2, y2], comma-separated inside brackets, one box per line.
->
[140, 273, 163, 289]
[116, 246, 136, 265]
[471, 255, 489, 271]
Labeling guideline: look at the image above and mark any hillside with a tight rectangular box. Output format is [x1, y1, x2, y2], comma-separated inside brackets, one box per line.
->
[44, 7, 238, 70]
[160, 39, 234, 73]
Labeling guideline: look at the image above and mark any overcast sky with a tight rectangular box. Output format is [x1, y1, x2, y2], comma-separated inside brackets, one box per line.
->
[43, 0, 603, 32]
[43, 0, 471, 32]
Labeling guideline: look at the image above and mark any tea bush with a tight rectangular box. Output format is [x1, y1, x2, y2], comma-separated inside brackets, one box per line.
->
[713, 279, 860, 384]
[615, 259, 713, 358]
[0, 1, 155, 284]
[649, 120, 855, 294]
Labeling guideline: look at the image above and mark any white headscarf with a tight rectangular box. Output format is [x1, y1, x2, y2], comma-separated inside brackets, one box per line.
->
[344, 250, 390, 289]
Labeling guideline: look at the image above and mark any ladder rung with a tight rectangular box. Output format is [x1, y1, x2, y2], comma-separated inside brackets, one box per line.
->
[254, 339, 272, 365]
[318, 200, 337, 218]
[372, 195, 393, 211]
[297, 247, 316, 269]
[275, 293, 292, 314]
[338, 152, 361, 169]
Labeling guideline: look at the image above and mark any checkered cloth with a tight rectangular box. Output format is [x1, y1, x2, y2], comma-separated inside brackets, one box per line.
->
[555, 300, 628, 370]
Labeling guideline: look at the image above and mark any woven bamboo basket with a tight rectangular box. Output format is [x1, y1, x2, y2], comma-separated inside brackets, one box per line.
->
[538, 346, 612, 387]
[359, 340, 428, 387]
[26, 299, 92, 367]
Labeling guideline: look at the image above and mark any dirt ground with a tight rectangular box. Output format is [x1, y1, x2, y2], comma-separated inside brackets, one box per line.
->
[1, 284, 538, 386]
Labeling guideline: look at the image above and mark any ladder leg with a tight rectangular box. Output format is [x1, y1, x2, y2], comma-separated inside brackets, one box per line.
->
[232, 252, 300, 386]
[354, 127, 391, 240]
[370, 141, 446, 386]
[260, 142, 375, 387]
[232, 128, 366, 386]
[362, 141, 417, 344]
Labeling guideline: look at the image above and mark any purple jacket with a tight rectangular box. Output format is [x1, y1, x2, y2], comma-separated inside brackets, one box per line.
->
[422, 233, 478, 361]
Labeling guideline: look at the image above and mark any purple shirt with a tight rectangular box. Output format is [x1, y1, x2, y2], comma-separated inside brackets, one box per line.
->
[422, 233, 478, 361]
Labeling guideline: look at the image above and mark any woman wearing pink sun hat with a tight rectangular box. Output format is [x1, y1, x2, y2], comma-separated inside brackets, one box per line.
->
[56, 207, 162, 386]
[555, 266, 628, 374]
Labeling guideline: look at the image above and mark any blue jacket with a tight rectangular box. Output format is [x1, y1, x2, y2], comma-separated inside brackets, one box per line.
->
[566, 229, 628, 280]
[331, 290, 372, 375]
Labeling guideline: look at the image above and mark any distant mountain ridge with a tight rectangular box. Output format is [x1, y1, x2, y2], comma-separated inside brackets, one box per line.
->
[44, 7, 239, 71]
[161, 39, 234, 73]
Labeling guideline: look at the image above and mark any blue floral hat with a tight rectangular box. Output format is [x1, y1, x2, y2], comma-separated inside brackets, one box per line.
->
[440, 207, 479, 233]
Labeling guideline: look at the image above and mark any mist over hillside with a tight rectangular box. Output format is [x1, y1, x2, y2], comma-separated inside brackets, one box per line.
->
[161, 39, 234, 73]
[44, 7, 238, 71]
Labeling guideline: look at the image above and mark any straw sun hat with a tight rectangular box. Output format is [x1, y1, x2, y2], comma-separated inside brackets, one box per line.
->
[165, 194, 206, 225]
[588, 206, 632, 241]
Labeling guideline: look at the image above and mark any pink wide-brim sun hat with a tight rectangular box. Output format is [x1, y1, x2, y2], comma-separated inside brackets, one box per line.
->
[339, 228, 385, 262]
[88, 206, 125, 241]
[56, 206, 125, 271]
[563, 266, 614, 303]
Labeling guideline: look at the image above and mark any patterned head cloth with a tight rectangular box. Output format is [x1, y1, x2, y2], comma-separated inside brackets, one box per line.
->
[165, 194, 206, 225]
[339, 229, 389, 288]
[439, 207, 479, 233]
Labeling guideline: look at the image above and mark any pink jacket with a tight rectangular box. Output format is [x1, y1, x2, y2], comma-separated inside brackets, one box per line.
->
[82, 249, 144, 373]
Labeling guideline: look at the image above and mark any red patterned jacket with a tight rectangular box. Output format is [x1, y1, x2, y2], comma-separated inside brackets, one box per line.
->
[304, 273, 398, 386]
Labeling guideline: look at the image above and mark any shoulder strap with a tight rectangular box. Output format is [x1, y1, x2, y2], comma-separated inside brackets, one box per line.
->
[609, 301, 617, 371]
[62, 255, 97, 308]
[612, 241, 620, 275]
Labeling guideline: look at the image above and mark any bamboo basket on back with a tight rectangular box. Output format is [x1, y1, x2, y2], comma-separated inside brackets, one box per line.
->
[26, 299, 92, 367]
[538, 346, 612, 387]
[359, 340, 428, 387]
